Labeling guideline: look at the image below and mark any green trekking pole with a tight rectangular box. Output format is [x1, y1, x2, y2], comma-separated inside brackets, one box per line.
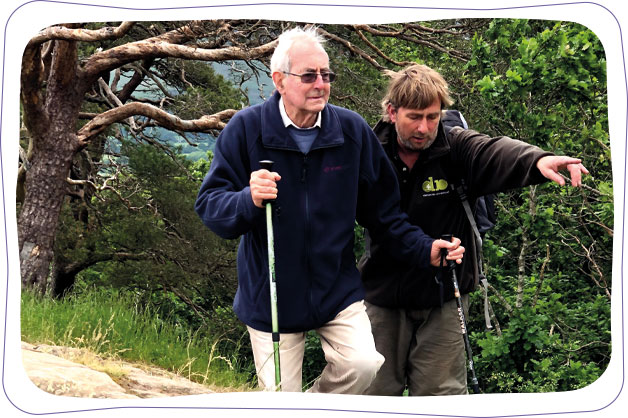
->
[260, 160, 281, 390]
[440, 234, 481, 394]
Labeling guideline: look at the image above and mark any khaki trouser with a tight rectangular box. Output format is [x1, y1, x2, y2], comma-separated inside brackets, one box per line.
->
[364, 296, 469, 396]
[248, 300, 384, 393]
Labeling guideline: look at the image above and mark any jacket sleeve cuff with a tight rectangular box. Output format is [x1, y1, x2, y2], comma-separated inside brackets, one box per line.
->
[418, 238, 435, 269]
[239, 186, 265, 223]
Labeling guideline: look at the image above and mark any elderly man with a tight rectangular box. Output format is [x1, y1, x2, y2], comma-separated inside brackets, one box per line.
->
[359, 64, 588, 396]
[195, 29, 463, 393]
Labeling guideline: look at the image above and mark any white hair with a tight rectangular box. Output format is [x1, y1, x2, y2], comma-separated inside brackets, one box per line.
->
[270, 27, 326, 74]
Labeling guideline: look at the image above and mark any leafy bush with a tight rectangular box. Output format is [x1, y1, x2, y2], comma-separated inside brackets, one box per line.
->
[302, 331, 326, 390]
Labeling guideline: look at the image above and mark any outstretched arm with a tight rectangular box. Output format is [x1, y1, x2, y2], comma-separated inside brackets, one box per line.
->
[536, 156, 589, 187]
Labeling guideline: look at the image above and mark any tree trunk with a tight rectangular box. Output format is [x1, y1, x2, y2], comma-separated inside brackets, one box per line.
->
[18, 133, 78, 292]
[18, 39, 84, 292]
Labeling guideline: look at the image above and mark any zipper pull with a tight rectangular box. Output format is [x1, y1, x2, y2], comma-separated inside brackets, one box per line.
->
[301, 156, 308, 183]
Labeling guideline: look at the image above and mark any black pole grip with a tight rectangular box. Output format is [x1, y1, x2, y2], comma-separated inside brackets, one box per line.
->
[440, 234, 453, 254]
[260, 160, 274, 171]
[440, 234, 456, 269]
[259, 160, 275, 205]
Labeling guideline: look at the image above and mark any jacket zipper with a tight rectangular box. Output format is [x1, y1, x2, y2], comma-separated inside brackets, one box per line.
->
[301, 154, 317, 323]
[262, 143, 341, 326]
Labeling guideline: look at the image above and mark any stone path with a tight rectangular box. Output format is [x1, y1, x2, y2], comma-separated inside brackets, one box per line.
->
[21, 342, 217, 398]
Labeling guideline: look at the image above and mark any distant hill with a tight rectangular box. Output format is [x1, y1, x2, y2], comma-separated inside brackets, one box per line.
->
[176, 62, 274, 161]
[113, 61, 274, 162]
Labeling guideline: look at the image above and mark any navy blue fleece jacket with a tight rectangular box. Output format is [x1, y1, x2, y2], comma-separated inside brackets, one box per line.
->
[195, 92, 434, 332]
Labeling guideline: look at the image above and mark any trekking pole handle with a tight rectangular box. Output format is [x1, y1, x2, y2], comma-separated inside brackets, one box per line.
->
[441, 234, 453, 242]
[260, 160, 274, 171]
[440, 234, 455, 267]
[259, 160, 276, 205]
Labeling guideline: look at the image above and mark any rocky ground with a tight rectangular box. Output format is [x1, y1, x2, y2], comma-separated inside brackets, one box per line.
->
[21, 342, 220, 398]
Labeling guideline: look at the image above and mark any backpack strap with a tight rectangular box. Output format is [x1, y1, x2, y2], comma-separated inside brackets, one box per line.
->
[453, 179, 493, 330]
[443, 111, 494, 329]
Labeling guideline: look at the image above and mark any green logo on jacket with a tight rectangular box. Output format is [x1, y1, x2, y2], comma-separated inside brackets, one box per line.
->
[422, 177, 448, 192]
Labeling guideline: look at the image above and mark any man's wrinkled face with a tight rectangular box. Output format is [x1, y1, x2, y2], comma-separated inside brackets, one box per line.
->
[273, 41, 331, 127]
[388, 99, 441, 152]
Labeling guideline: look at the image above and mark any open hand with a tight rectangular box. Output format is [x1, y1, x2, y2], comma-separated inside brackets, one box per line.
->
[536, 156, 589, 187]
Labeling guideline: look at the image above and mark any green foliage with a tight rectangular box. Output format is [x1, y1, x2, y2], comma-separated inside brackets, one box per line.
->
[473, 296, 608, 392]
[453, 20, 611, 393]
[170, 60, 246, 119]
[354, 222, 366, 261]
[326, 28, 388, 125]
[464, 20, 607, 151]
[302, 331, 326, 390]
[191, 150, 213, 180]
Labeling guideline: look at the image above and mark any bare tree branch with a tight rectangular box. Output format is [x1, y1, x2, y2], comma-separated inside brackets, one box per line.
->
[21, 44, 48, 136]
[352, 24, 470, 62]
[118, 58, 155, 103]
[532, 244, 550, 307]
[405, 22, 476, 35]
[352, 27, 414, 68]
[558, 173, 606, 197]
[97, 77, 139, 131]
[559, 229, 611, 300]
[83, 30, 278, 79]
[77, 103, 236, 145]
[488, 281, 513, 314]
[60, 251, 149, 279]
[128, 62, 175, 99]
[317, 27, 385, 71]
[516, 185, 536, 309]
[28, 22, 135, 46]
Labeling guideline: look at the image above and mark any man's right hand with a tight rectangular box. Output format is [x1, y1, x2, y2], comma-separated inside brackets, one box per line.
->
[430, 237, 464, 267]
[250, 169, 281, 208]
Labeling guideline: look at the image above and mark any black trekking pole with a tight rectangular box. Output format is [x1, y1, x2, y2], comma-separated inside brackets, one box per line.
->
[260, 160, 281, 391]
[440, 234, 481, 394]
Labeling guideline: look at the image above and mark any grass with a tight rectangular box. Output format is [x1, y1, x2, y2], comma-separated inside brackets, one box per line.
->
[20, 286, 252, 391]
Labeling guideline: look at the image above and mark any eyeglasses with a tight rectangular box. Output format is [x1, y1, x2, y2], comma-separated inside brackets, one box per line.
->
[282, 71, 336, 83]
